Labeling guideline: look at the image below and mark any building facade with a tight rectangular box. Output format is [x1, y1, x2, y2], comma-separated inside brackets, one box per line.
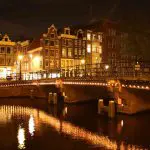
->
[41, 25, 60, 72]
[0, 34, 16, 79]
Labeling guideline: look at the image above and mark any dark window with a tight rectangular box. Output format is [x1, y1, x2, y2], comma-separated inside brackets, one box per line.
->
[50, 41, 54, 46]
[5, 38, 8, 41]
[45, 60, 49, 67]
[68, 40, 72, 46]
[66, 30, 69, 34]
[0, 58, 4, 65]
[62, 39, 66, 45]
[1, 47, 5, 53]
[45, 40, 49, 45]
[55, 50, 59, 58]
[7, 58, 11, 65]
[55, 40, 59, 45]
[45, 49, 49, 56]
[74, 40, 78, 46]
[7, 47, 11, 53]
[82, 41, 86, 47]
[51, 34, 55, 38]
[78, 32, 83, 39]
[50, 50, 54, 56]
[66, 40, 68, 46]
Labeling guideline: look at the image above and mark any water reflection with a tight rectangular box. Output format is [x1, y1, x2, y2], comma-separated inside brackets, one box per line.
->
[117, 120, 124, 134]
[17, 126, 25, 149]
[0, 105, 148, 150]
[29, 115, 35, 136]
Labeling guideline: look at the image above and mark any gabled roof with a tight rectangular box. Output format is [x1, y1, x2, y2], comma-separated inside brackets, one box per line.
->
[28, 38, 41, 51]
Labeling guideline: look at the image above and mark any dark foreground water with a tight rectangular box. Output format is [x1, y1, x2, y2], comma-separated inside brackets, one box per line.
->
[0, 98, 149, 150]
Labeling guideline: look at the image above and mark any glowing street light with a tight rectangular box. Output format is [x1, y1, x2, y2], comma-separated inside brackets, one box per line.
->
[81, 59, 85, 65]
[105, 65, 109, 70]
[29, 54, 32, 59]
[18, 55, 23, 61]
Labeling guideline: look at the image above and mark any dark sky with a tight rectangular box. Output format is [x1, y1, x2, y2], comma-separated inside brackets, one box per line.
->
[0, 0, 150, 39]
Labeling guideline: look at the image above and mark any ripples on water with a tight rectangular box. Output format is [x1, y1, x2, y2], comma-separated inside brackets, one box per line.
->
[0, 103, 149, 150]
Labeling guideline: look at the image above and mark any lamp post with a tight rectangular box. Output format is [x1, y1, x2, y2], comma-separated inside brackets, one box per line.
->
[18, 55, 23, 80]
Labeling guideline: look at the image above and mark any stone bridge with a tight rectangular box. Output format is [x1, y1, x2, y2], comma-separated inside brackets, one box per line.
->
[0, 62, 150, 114]
[0, 77, 149, 115]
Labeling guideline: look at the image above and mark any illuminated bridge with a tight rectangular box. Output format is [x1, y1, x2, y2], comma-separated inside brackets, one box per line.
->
[0, 62, 150, 114]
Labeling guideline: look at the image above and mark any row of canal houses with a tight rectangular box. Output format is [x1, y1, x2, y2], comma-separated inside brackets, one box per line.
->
[22, 21, 124, 75]
[0, 20, 138, 79]
[24, 24, 103, 74]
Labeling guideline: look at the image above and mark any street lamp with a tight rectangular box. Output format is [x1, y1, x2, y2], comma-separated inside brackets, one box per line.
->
[18, 55, 23, 80]
[105, 65, 109, 70]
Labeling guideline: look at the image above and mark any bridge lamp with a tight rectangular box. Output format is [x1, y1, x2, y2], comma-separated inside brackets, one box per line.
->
[105, 65, 109, 70]
[18, 55, 23, 61]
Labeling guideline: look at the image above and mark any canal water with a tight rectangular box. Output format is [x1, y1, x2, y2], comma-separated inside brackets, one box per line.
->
[0, 98, 149, 150]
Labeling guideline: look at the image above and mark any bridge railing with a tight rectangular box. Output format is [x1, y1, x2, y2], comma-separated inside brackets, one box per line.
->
[7, 62, 150, 81]
[60, 63, 150, 80]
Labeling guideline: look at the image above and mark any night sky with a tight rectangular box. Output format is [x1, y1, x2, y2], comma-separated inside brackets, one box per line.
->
[0, 0, 150, 39]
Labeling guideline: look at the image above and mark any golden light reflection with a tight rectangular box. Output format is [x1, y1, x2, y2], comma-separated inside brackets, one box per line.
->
[17, 126, 25, 149]
[0, 105, 147, 150]
[29, 115, 35, 136]
[121, 120, 124, 127]
[63, 107, 68, 117]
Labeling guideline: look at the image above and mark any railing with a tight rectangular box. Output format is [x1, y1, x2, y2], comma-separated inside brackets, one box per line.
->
[6, 62, 150, 81]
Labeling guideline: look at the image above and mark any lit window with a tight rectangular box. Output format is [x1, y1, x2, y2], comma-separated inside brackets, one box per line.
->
[98, 34, 102, 42]
[82, 49, 85, 55]
[61, 60, 65, 68]
[99, 45, 102, 53]
[50, 60, 54, 67]
[87, 44, 91, 53]
[62, 48, 67, 57]
[40, 61, 42, 68]
[87, 33, 91, 40]
[68, 48, 72, 57]
[93, 34, 96, 40]
[92, 45, 96, 52]
[74, 48, 78, 55]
